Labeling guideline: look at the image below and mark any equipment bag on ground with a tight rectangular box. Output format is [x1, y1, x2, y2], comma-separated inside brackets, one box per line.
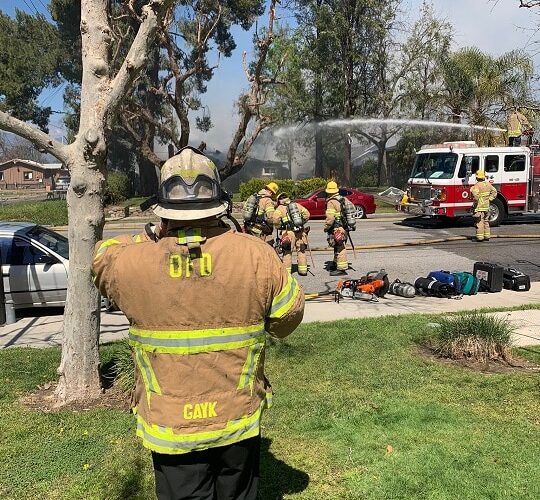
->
[473, 262, 504, 293]
[453, 272, 480, 295]
[414, 277, 456, 298]
[503, 268, 531, 291]
[427, 271, 462, 291]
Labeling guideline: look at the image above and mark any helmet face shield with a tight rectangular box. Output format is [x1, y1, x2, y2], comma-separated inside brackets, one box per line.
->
[158, 174, 221, 204]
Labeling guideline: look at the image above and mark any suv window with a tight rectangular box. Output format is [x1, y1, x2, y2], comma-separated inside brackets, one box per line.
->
[458, 156, 480, 178]
[504, 154, 525, 172]
[485, 155, 499, 173]
[339, 189, 352, 196]
[316, 191, 327, 199]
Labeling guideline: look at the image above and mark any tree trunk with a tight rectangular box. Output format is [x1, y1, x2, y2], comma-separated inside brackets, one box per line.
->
[55, 147, 105, 404]
[315, 123, 324, 178]
[343, 135, 351, 185]
[139, 154, 159, 196]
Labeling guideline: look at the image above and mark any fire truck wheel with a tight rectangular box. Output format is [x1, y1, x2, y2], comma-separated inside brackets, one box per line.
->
[486, 198, 505, 227]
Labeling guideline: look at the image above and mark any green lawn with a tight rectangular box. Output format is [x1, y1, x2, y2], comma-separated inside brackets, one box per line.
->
[0, 199, 68, 225]
[1, 316, 539, 499]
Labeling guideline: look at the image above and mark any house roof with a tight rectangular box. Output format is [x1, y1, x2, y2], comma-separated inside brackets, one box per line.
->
[0, 159, 64, 170]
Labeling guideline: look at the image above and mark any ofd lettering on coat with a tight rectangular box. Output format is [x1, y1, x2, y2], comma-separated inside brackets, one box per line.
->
[169, 252, 212, 278]
[183, 401, 218, 420]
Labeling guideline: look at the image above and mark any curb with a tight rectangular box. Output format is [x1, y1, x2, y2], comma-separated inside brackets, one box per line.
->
[307, 234, 540, 252]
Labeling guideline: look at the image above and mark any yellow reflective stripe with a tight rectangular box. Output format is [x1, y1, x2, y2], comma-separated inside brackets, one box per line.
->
[94, 239, 121, 261]
[133, 234, 143, 243]
[177, 228, 206, 245]
[269, 275, 300, 318]
[134, 348, 161, 405]
[237, 341, 264, 390]
[129, 324, 266, 354]
[135, 399, 267, 454]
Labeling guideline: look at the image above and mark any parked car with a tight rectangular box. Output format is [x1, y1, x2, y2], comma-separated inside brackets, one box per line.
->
[54, 176, 70, 192]
[294, 187, 376, 219]
[0, 222, 69, 309]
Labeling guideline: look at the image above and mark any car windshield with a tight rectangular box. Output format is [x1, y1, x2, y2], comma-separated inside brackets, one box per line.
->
[301, 189, 322, 199]
[410, 152, 458, 180]
[27, 226, 69, 259]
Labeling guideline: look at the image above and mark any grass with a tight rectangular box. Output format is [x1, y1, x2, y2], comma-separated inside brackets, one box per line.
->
[1, 315, 540, 499]
[0, 199, 68, 226]
[117, 197, 147, 208]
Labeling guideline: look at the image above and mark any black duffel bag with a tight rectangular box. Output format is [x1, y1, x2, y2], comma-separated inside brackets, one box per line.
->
[414, 277, 457, 298]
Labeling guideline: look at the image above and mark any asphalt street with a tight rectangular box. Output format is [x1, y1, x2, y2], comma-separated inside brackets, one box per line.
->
[86, 214, 540, 296]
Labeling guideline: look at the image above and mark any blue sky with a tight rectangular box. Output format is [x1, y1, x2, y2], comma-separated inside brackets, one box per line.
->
[1, 0, 539, 150]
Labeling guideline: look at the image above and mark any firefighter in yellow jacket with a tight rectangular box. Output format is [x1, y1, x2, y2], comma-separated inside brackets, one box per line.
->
[273, 192, 310, 275]
[324, 181, 349, 276]
[507, 108, 532, 146]
[244, 182, 279, 241]
[92, 147, 304, 500]
[470, 170, 497, 242]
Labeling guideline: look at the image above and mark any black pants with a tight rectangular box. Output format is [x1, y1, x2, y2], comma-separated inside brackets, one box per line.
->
[509, 136, 521, 147]
[152, 436, 260, 500]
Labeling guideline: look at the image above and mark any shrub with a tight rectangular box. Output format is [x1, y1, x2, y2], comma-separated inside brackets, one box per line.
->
[239, 177, 327, 201]
[113, 340, 135, 393]
[352, 159, 378, 187]
[0, 200, 68, 226]
[435, 311, 514, 363]
[105, 171, 130, 205]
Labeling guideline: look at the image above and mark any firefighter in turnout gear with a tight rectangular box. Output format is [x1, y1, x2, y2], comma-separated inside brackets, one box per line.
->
[92, 147, 304, 500]
[324, 181, 349, 276]
[243, 182, 279, 241]
[273, 192, 310, 275]
[470, 170, 497, 242]
[507, 108, 532, 146]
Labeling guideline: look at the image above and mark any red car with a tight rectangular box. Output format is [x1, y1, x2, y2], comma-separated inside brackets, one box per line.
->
[294, 187, 376, 219]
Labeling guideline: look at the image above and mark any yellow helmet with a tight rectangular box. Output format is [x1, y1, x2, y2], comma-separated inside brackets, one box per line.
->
[475, 170, 486, 180]
[325, 181, 339, 194]
[265, 182, 279, 195]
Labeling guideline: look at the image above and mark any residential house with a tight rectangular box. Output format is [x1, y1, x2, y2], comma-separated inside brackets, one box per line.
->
[0, 159, 69, 190]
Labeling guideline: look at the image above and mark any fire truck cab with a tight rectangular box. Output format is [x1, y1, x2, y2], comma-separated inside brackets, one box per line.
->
[405, 141, 540, 226]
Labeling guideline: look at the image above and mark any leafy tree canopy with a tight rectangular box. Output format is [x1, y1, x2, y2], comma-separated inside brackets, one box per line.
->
[0, 9, 61, 131]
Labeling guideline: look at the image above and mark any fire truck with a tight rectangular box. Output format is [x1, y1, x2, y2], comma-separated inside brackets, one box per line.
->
[403, 141, 540, 226]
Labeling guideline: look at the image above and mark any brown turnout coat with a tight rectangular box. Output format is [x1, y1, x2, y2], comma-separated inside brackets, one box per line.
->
[92, 220, 304, 454]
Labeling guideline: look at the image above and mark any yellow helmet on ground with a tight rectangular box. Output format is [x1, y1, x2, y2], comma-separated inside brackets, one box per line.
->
[325, 181, 339, 194]
[475, 170, 486, 180]
[265, 182, 279, 194]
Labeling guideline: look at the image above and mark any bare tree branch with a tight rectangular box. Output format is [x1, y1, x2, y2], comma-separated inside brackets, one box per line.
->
[0, 110, 68, 162]
[104, 0, 176, 124]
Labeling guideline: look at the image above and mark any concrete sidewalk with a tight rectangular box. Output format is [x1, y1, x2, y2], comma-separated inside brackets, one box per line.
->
[1, 283, 539, 349]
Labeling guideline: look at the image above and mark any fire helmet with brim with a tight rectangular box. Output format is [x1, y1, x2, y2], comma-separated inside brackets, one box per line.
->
[149, 146, 230, 221]
[265, 182, 279, 195]
[475, 170, 486, 180]
[325, 181, 339, 194]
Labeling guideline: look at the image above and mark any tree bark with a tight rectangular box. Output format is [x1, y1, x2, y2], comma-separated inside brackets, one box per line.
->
[343, 135, 351, 185]
[314, 123, 324, 178]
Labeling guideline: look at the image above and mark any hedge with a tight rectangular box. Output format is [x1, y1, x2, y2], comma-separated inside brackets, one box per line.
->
[238, 177, 327, 201]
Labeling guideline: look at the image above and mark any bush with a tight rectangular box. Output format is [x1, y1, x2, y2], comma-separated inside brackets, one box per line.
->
[113, 340, 135, 394]
[0, 200, 68, 226]
[238, 177, 327, 201]
[105, 171, 130, 205]
[435, 311, 514, 363]
[352, 159, 378, 187]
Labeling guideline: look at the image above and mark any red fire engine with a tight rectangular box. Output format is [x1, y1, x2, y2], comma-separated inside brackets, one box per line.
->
[404, 141, 540, 226]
